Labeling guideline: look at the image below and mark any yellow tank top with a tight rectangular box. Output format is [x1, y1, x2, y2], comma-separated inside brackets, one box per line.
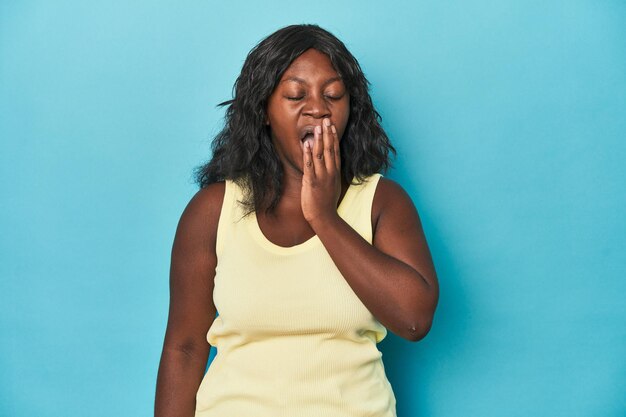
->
[195, 173, 397, 417]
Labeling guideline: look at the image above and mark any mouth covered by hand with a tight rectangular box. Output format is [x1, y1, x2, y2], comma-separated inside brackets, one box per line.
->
[300, 118, 342, 225]
[300, 125, 319, 150]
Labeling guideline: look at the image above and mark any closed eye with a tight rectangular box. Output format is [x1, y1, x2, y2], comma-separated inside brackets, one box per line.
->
[285, 95, 343, 101]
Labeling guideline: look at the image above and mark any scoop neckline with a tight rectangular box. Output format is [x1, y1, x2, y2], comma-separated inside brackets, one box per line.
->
[248, 176, 357, 255]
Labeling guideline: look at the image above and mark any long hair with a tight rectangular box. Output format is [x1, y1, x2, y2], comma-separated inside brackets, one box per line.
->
[193, 24, 395, 217]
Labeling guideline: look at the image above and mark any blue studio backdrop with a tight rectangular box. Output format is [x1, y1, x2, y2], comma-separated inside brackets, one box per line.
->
[1, 1, 624, 416]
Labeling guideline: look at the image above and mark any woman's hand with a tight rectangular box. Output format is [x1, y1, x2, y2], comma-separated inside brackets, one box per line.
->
[301, 117, 342, 226]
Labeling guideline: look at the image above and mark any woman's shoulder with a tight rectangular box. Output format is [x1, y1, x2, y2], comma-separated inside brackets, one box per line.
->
[372, 175, 418, 229]
[188, 181, 226, 219]
[375, 175, 411, 198]
[176, 181, 226, 253]
[372, 175, 413, 206]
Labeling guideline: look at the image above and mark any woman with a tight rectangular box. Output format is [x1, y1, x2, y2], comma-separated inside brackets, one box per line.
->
[155, 24, 439, 417]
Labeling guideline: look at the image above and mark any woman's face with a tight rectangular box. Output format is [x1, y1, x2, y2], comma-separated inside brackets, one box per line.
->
[265, 48, 350, 174]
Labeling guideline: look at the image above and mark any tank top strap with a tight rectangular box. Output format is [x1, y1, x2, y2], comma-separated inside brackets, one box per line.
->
[215, 179, 239, 258]
[338, 173, 383, 244]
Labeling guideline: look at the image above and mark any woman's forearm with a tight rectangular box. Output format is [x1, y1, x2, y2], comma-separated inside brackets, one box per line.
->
[310, 213, 436, 341]
[155, 346, 208, 417]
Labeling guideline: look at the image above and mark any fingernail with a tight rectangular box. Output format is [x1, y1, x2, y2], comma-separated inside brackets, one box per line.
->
[315, 126, 322, 134]
[323, 118, 331, 126]
[331, 125, 336, 133]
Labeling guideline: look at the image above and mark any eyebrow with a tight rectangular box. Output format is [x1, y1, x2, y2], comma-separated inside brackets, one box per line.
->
[281, 76, 343, 87]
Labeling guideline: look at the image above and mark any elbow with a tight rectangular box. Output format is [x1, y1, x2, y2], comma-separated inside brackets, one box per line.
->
[404, 283, 439, 342]
[404, 318, 433, 342]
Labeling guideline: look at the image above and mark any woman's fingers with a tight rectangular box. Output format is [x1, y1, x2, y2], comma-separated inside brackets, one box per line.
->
[323, 118, 336, 172]
[331, 124, 340, 171]
[310, 118, 340, 176]
[303, 138, 314, 178]
[301, 119, 340, 220]
[312, 125, 324, 176]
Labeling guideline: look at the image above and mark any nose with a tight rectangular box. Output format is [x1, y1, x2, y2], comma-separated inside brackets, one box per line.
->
[302, 93, 331, 120]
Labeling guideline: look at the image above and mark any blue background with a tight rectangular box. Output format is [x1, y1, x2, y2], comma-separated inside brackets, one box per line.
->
[1, 1, 624, 416]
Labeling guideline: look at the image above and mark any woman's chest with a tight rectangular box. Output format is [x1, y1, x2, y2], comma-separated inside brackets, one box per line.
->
[255, 211, 316, 248]
[212, 241, 376, 336]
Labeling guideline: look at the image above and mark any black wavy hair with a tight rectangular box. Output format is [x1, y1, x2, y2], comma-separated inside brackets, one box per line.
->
[193, 24, 395, 216]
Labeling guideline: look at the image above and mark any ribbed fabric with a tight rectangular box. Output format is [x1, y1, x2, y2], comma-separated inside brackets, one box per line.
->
[194, 173, 397, 417]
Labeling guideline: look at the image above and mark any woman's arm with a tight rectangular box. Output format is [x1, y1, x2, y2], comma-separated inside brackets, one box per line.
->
[154, 182, 224, 417]
[301, 121, 439, 341]
[310, 178, 439, 342]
